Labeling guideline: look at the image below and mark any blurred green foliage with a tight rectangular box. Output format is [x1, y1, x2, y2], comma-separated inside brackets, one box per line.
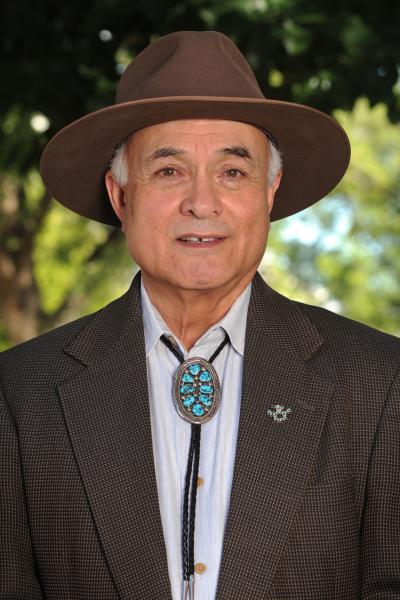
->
[0, 0, 399, 348]
[264, 98, 400, 335]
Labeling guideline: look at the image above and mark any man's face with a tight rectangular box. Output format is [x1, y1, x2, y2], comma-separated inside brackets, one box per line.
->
[106, 119, 281, 296]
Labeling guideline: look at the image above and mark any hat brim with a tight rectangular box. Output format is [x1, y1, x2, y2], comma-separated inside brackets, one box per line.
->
[40, 96, 350, 225]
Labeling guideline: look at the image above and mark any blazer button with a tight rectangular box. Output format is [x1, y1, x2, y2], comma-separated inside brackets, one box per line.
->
[197, 476, 204, 487]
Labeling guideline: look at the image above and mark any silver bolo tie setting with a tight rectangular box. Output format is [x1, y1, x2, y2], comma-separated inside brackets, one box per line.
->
[160, 333, 229, 600]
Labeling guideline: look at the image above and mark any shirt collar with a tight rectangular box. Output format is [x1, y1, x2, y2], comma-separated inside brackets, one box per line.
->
[141, 279, 251, 358]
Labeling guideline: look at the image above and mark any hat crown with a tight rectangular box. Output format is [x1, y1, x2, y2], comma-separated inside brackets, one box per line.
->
[116, 31, 264, 104]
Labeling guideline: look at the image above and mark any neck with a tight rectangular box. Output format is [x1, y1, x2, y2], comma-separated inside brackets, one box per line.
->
[141, 273, 253, 351]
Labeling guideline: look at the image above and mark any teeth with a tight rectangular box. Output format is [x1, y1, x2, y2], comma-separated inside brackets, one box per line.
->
[182, 237, 217, 242]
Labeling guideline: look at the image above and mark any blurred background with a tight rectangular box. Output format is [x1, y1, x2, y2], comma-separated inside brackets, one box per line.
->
[1, 0, 399, 349]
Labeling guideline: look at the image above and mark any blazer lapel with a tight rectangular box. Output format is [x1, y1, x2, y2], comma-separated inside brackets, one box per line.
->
[57, 274, 172, 600]
[217, 274, 335, 598]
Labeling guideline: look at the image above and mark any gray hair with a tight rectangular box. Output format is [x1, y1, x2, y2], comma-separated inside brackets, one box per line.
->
[110, 134, 282, 187]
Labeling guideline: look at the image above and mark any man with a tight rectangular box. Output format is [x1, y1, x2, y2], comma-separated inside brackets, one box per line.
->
[0, 30, 399, 600]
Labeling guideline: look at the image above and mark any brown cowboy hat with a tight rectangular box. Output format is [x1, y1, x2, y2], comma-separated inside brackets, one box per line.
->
[40, 30, 350, 225]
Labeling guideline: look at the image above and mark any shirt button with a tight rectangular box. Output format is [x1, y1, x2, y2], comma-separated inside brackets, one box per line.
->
[195, 562, 207, 575]
[197, 476, 204, 488]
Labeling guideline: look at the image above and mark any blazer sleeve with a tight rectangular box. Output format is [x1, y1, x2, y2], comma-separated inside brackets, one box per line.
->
[360, 365, 400, 598]
[0, 381, 44, 599]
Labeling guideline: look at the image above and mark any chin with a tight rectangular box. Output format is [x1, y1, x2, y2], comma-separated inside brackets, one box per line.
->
[176, 273, 231, 292]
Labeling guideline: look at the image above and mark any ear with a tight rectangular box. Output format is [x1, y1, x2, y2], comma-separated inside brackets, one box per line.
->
[105, 171, 127, 230]
[267, 171, 282, 214]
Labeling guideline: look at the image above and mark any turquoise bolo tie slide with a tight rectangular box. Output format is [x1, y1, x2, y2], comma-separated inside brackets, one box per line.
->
[173, 357, 222, 425]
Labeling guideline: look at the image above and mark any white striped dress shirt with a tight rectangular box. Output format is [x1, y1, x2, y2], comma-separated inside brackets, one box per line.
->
[141, 281, 251, 600]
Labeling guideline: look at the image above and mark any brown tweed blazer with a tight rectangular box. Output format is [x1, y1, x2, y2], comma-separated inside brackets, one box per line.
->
[1, 272, 399, 599]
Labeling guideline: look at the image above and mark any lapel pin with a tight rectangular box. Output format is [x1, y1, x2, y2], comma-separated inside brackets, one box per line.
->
[267, 404, 292, 423]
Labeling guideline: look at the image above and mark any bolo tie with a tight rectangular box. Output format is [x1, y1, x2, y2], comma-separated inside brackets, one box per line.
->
[160, 332, 230, 600]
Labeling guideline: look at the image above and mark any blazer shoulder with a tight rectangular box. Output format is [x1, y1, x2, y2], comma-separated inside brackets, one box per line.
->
[295, 299, 399, 344]
[294, 299, 400, 374]
[0, 312, 95, 379]
[0, 288, 132, 379]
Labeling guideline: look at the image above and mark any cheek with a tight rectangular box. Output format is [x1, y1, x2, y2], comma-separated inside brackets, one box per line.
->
[123, 195, 174, 261]
[236, 197, 270, 240]
[234, 204, 270, 266]
[124, 190, 156, 235]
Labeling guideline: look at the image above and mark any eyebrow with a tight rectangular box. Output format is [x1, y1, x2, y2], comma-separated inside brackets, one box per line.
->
[147, 147, 185, 161]
[218, 146, 253, 160]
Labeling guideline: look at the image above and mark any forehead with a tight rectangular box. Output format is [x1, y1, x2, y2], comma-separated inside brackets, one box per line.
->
[126, 119, 268, 155]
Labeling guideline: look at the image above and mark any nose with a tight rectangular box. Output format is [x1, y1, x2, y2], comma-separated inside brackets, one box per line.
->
[180, 172, 222, 219]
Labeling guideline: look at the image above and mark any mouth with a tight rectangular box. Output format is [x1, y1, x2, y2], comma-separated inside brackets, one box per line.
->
[179, 236, 221, 243]
[177, 234, 227, 247]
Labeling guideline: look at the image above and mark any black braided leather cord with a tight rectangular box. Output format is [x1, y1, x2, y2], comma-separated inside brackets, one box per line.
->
[160, 332, 229, 583]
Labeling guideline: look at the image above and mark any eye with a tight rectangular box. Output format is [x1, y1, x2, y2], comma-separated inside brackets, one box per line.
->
[226, 168, 244, 178]
[158, 167, 177, 176]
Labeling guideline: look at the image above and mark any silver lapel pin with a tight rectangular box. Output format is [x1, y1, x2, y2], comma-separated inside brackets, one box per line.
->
[267, 404, 292, 422]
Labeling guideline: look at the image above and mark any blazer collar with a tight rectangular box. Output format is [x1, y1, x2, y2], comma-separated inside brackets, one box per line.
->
[64, 271, 323, 366]
[248, 271, 324, 360]
[63, 272, 143, 366]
